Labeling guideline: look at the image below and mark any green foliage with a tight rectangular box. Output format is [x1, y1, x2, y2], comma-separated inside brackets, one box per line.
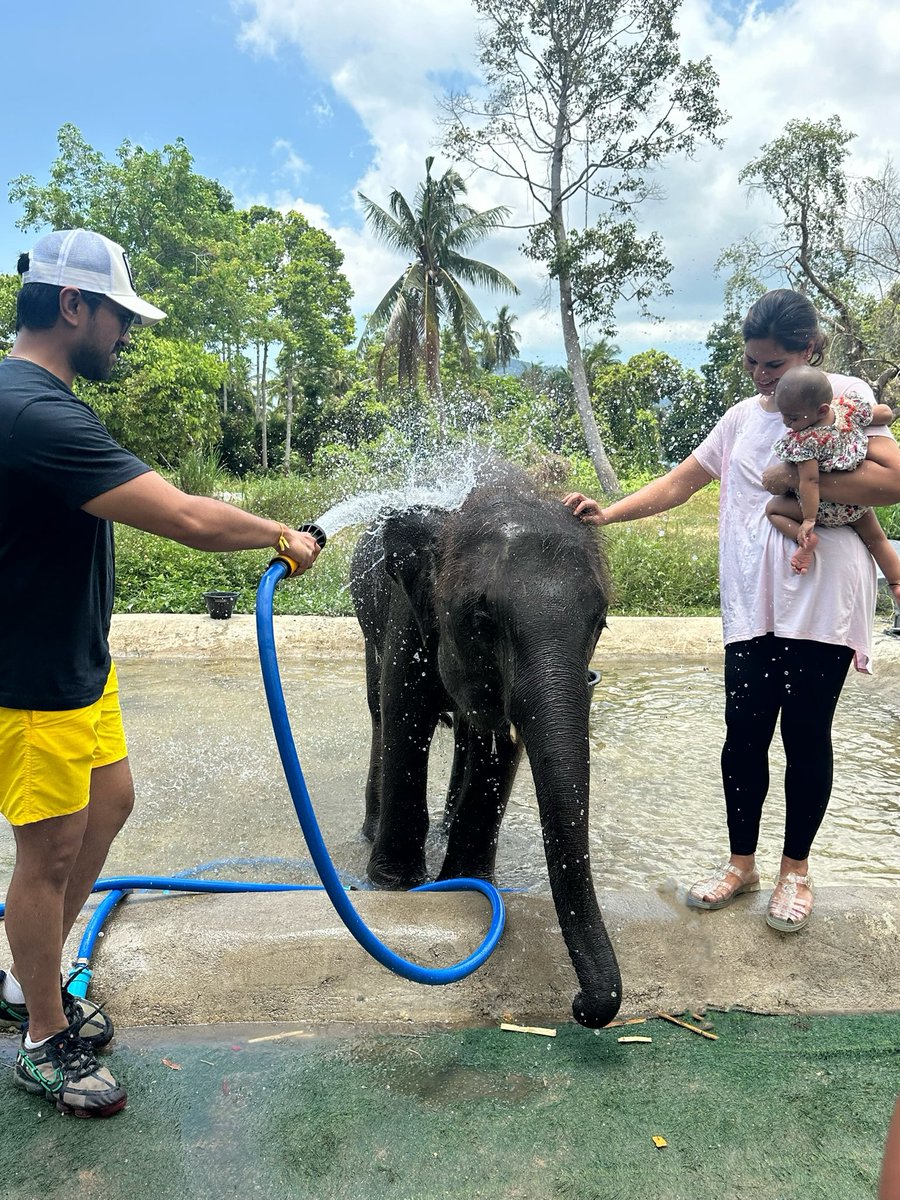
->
[10, 125, 359, 472]
[603, 485, 721, 614]
[0, 274, 18, 353]
[591, 350, 705, 472]
[698, 313, 749, 420]
[525, 216, 673, 335]
[172, 448, 226, 497]
[82, 335, 225, 467]
[114, 522, 357, 617]
[718, 114, 896, 379]
[10, 123, 237, 342]
[875, 503, 900, 540]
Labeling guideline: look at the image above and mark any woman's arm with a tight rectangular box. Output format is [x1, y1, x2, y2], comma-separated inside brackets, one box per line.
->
[564, 455, 714, 525]
[820, 436, 900, 505]
[763, 436, 900, 506]
[872, 402, 896, 426]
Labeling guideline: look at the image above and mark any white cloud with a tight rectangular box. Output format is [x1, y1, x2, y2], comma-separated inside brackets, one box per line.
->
[236, 0, 900, 369]
[272, 138, 310, 183]
[311, 93, 334, 123]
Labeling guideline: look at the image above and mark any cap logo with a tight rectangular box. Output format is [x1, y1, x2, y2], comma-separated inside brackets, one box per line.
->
[120, 251, 136, 291]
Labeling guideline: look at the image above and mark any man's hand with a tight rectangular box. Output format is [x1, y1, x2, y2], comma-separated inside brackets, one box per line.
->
[760, 462, 798, 496]
[562, 492, 607, 525]
[281, 530, 321, 576]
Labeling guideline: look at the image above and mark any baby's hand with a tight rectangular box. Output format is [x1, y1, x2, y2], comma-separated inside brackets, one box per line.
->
[798, 519, 816, 549]
[563, 492, 606, 525]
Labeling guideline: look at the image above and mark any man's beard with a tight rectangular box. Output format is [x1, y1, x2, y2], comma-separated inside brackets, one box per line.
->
[72, 340, 116, 383]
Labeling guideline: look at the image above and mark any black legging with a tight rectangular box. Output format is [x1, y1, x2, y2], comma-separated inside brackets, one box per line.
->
[722, 634, 853, 861]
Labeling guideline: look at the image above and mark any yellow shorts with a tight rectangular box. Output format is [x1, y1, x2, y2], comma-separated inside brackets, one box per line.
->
[0, 663, 128, 827]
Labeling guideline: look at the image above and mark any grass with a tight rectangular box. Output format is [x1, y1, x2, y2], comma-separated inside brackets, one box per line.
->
[113, 468, 900, 618]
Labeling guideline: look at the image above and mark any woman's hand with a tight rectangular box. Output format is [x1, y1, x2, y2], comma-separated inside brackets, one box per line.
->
[761, 462, 798, 495]
[563, 492, 607, 525]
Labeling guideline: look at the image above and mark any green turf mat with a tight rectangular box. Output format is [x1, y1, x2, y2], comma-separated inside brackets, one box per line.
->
[1, 1011, 897, 1199]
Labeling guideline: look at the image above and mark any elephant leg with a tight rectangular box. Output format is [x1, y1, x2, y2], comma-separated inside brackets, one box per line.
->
[440, 714, 469, 834]
[361, 640, 383, 843]
[367, 636, 442, 889]
[438, 727, 522, 881]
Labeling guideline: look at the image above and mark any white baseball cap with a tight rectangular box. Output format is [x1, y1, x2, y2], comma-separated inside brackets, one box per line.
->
[21, 229, 167, 326]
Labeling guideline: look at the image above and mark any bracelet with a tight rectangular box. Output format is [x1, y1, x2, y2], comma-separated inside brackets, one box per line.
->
[276, 523, 290, 553]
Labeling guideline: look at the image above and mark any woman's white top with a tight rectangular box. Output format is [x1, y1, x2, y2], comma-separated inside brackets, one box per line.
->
[692, 374, 893, 673]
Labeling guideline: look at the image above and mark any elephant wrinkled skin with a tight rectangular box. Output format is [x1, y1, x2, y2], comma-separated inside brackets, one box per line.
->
[349, 473, 622, 1027]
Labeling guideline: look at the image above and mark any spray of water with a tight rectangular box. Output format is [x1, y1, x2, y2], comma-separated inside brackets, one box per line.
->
[314, 441, 494, 539]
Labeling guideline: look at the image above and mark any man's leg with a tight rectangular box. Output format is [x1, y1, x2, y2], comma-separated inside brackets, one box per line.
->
[61, 757, 134, 944]
[6, 807, 90, 1041]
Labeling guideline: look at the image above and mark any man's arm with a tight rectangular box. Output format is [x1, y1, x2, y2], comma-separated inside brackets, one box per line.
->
[82, 470, 320, 572]
[762, 436, 900, 506]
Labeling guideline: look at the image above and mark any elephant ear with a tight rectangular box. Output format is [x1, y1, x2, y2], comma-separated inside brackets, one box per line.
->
[381, 507, 447, 644]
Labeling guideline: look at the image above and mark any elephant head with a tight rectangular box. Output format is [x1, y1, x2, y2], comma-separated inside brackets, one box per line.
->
[350, 472, 622, 1027]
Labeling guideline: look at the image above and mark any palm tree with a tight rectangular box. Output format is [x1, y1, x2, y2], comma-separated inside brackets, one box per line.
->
[490, 305, 521, 372]
[359, 157, 518, 415]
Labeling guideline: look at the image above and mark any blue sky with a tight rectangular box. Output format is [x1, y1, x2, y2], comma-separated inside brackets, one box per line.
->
[4, 0, 898, 371]
[2, 1, 368, 249]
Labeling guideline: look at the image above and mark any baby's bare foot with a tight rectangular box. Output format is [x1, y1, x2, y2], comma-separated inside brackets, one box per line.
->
[791, 529, 818, 574]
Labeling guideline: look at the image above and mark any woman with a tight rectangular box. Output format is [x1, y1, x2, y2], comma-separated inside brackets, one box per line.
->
[564, 290, 900, 932]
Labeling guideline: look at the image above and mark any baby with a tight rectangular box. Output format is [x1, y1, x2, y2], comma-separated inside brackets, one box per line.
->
[766, 365, 900, 601]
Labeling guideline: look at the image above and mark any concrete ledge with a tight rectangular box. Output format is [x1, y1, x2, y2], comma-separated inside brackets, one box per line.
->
[72, 886, 900, 1029]
[109, 612, 900, 664]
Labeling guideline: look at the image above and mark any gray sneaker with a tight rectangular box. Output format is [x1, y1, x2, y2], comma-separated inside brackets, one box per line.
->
[0, 970, 114, 1048]
[14, 1024, 127, 1117]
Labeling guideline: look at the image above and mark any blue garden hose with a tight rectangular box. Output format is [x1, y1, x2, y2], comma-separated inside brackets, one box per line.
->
[0, 555, 506, 996]
[256, 556, 505, 984]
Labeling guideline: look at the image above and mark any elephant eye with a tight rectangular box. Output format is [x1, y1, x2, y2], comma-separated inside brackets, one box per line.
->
[466, 595, 494, 635]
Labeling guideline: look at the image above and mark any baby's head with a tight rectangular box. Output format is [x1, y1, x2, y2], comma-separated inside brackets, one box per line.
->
[774, 365, 833, 432]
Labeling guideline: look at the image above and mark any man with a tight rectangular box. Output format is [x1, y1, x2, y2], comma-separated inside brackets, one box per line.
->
[0, 229, 320, 1116]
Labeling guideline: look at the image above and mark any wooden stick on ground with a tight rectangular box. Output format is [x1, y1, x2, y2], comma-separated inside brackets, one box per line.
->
[656, 1012, 718, 1040]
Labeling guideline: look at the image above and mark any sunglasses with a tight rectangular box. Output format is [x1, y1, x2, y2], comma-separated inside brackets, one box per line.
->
[102, 298, 137, 336]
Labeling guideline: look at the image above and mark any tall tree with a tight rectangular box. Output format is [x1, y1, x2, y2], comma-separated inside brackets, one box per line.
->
[358, 156, 519, 421]
[723, 121, 900, 395]
[442, 0, 726, 494]
[275, 212, 355, 468]
[490, 305, 521, 371]
[722, 117, 865, 362]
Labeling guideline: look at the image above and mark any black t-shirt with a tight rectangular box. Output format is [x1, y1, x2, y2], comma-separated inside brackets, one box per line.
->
[0, 358, 151, 710]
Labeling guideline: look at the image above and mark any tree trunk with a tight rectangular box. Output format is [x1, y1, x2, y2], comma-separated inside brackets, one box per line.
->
[423, 278, 445, 443]
[556, 259, 620, 496]
[549, 101, 620, 497]
[283, 370, 293, 472]
[260, 341, 269, 471]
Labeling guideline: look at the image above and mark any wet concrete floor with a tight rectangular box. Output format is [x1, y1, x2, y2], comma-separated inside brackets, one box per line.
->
[3, 618, 897, 896]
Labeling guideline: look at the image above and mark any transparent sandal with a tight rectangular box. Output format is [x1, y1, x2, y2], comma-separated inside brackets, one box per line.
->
[686, 862, 761, 911]
[766, 872, 814, 933]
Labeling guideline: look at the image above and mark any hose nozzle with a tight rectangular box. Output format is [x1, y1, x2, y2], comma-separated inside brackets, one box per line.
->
[298, 522, 327, 549]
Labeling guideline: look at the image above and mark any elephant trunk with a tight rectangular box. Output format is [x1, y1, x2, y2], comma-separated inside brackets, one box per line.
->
[510, 657, 622, 1028]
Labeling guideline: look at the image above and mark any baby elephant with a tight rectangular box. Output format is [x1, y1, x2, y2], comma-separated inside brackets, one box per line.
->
[349, 473, 621, 1028]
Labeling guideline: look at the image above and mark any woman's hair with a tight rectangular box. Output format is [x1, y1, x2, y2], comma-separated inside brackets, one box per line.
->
[15, 253, 104, 331]
[742, 289, 827, 365]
